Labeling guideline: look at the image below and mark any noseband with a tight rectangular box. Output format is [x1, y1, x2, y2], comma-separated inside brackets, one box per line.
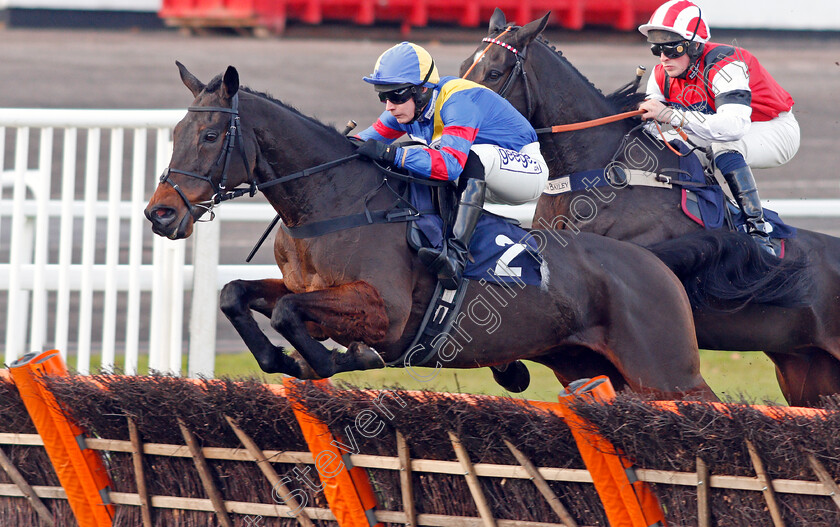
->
[481, 36, 534, 119]
[159, 92, 256, 221]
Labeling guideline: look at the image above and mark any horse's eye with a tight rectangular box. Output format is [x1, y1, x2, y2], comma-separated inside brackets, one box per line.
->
[487, 70, 504, 81]
[204, 131, 219, 142]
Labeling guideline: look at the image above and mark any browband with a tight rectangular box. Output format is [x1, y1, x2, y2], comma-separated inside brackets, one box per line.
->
[482, 37, 519, 55]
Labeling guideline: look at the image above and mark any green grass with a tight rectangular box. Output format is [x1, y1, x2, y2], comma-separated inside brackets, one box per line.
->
[699, 350, 785, 404]
[76, 348, 785, 404]
[216, 349, 787, 404]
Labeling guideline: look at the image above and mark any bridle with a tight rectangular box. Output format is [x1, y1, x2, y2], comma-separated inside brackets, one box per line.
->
[466, 30, 534, 119]
[477, 33, 695, 152]
[159, 92, 256, 221]
[157, 91, 449, 253]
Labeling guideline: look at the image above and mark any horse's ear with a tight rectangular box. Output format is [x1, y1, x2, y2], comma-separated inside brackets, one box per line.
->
[177, 61, 205, 97]
[488, 8, 507, 34]
[222, 66, 240, 100]
[516, 12, 552, 58]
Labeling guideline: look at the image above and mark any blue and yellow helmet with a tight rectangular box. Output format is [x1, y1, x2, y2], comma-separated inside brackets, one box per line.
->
[363, 42, 440, 91]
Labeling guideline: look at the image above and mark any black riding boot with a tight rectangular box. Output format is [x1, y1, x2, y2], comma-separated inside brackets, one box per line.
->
[418, 178, 486, 289]
[723, 165, 775, 256]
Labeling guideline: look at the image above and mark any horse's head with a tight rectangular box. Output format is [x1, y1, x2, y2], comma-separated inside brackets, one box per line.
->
[459, 8, 550, 119]
[462, 9, 649, 173]
[145, 62, 256, 239]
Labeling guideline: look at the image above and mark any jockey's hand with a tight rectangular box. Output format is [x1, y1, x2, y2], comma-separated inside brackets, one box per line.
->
[639, 99, 674, 124]
[357, 139, 397, 166]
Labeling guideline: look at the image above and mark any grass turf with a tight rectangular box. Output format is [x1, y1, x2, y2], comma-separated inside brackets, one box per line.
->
[217, 349, 786, 404]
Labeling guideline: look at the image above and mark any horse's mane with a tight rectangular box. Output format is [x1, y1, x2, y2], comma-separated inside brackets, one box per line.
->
[205, 74, 347, 141]
[523, 33, 646, 113]
[606, 82, 648, 113]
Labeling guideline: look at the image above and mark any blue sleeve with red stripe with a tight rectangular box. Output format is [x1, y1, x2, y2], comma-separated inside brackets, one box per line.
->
[397, 92, 480, 181]
[357, 111, 406, 143]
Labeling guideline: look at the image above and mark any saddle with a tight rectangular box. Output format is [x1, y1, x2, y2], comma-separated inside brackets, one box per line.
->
[672, 142, 796, 258]
[682, 192, 792, 257]
[394, 181, 546, 370]
[405, 182, 545, 287]
[542, 139, 796, 259]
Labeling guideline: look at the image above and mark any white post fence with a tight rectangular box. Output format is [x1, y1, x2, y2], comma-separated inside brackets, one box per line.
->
[1, 108, 837, 378]
[0, 108, 277, 377]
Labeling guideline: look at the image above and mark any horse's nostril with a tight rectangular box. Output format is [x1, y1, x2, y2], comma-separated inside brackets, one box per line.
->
[147, 205, 176, 226]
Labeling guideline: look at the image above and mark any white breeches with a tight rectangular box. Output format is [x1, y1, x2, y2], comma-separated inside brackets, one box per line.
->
[709, 111, 801, 169]
[470, 142, 549, 205]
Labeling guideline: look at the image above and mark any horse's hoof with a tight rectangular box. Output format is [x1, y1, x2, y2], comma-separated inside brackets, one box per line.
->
[344, 342, 385, 371]
[287, 349, 323, 380]
[491, 361, 531, 393]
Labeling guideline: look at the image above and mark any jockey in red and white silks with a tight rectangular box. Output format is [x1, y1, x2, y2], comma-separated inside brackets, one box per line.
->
[646, 42, 799, 169]
[638, 0, 800, 255]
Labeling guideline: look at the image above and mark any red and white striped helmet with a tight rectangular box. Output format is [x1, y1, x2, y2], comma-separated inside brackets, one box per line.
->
[638, 0, 710, 43]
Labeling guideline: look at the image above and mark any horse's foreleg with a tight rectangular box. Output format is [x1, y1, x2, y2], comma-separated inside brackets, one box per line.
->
[270, 281, 389, 378]
[219, 278, 319, 378]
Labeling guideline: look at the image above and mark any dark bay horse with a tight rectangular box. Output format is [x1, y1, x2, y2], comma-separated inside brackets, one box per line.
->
[143, 63, 732, 398]
[461, 10, 838, 406]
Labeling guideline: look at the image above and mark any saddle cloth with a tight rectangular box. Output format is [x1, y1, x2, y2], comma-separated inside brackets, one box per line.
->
[543, 140, 797, 242]
[406, 182, 544, 287]
[675, 141, 796, 240]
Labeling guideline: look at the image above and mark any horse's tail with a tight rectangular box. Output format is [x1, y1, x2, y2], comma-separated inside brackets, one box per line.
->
[647, 231, 812, 311]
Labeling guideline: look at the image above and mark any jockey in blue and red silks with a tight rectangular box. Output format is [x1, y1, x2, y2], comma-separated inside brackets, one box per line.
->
[637, 0, 800, 255]
[355, 41, 549, 288]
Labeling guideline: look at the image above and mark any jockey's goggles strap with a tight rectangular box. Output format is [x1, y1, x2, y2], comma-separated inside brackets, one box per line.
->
[421, 58, 435, 85]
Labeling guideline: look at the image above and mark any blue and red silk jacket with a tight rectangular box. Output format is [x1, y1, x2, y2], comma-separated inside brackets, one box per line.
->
[653, 42, 794, 122]
[357, 76, 538, 181]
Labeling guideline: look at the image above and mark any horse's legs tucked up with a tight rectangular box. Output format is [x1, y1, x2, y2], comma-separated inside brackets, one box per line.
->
[767, 349, 840, 406]
[220, 279, 320, 377]
[270, 281, 389, 378]
[220, 279, 389, 378]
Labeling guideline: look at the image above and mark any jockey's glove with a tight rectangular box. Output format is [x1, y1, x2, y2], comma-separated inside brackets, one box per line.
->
[357, 139, 397, 166]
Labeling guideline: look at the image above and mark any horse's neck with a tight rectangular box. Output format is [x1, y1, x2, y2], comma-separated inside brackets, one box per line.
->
[532, 55, 633, 174]
[536, 103, 633, 176]
[248, 100, 379, 227]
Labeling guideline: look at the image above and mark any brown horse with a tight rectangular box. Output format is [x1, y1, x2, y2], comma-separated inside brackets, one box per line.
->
[462, 10, 834, 406]
[144, 63, 758, 398]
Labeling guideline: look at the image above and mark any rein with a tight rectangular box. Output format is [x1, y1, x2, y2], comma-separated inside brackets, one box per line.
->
[536, 109, 692, 160]
[165, 94, 455, 259]
[534, 109, 645, 134]
[477, 33, 692, 144]
[163, 92, 368, 220]
[466, 29, 534, 118]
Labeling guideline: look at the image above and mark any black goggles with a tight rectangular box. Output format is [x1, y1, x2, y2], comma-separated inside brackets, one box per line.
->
[650, 41, 689, 59]
[378, 86, 415, 104]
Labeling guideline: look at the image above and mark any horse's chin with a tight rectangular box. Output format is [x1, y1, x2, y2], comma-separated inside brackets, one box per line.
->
[151, 213, 194, 240]
[173, 213, 195, 239]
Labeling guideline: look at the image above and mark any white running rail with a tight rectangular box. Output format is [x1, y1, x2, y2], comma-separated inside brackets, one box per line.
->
[0, 108, 278, 378]
[1, 108, 837, 378]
